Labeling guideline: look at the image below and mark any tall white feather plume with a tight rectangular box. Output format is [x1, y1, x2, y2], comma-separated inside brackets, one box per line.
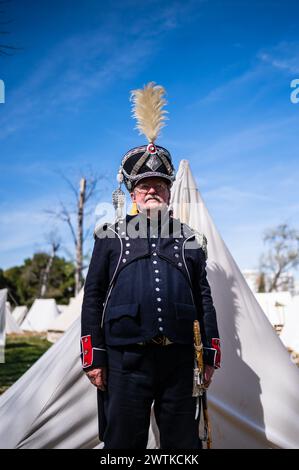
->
[130, 82, 168, 143]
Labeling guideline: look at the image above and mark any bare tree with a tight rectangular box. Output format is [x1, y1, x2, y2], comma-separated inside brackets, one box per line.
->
[259, 223, 299, 292]
[0, 0, 19, 56]
[39, 230, 61, 298]
[45, 170, 104, 295]
[256, 272, 266, 293]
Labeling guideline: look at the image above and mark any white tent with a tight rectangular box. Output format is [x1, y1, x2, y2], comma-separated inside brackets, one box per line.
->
[0, 313, 158, 449]
[254, 292, 292, 329]
[0, 289, 6, 362]
[21, 299, 60, 332]
[5, 301, 23, 335]
[169, 160, 299, 448]
[12, 306, 28, 326]
[0, 160, 299, 448]
[48, 289, 84, 335]
[57, 305, 69, 315]
[0, 289, 23, 337]
[280, 295, 299, 354]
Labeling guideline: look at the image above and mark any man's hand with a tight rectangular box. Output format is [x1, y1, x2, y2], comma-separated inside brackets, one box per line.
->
[85, 367, 107, 391]
[203, 364, 215, 389]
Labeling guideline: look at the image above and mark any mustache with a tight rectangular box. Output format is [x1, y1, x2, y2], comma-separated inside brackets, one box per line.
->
[145, 195, 161, 202]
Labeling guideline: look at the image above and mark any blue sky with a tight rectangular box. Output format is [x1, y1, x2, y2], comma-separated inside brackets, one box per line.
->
[0, 0, 299, 279]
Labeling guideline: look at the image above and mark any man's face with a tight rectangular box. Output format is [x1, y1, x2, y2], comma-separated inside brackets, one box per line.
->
[130, 177, 170, 214]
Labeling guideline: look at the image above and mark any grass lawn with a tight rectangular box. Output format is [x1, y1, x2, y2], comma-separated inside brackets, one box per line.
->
[0, 333, 53, 395]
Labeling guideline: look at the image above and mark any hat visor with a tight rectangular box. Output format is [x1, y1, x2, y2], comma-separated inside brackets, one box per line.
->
[131, 173, 173, 190]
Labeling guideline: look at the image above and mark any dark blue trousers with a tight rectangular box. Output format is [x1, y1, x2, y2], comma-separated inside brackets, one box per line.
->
[102, 343, 201, 449]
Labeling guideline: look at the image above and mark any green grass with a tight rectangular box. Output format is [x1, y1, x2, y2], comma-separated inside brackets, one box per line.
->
[0, 333, 53, 395]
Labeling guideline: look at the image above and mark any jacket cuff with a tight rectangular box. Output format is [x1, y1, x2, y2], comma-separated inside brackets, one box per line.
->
[81, 335, 107, 369]
[203, 338, 221, 369]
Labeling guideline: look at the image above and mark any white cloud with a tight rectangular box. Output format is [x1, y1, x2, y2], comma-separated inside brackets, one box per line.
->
[188, 115, 298, 165]
[195, 67, 263, 106]
[191, 41, 299, 110]
[204, 185, 274, 203]
[258, 42, 299, 74]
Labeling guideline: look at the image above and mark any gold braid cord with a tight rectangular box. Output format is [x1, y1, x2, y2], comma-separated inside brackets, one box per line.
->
[193, 320, 212, 448]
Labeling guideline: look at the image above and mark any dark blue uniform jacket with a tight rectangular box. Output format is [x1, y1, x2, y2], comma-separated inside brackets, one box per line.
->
[80, 211, 221, 370]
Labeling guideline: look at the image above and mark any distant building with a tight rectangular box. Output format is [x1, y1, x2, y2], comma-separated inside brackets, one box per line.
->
[242, 270, 299, 362]
[254, 291, 292, 335]
[294, 279, 299, 295]
[242, 269, 260, 293]
[271, 272, 295, 294]
[242, 269, 295, 294]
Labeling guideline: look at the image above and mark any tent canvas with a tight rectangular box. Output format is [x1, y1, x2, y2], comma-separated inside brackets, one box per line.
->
[0, 289, 6, 362]
[5, 302, 23, 335]
[280, 295, 299, 353]
[21, 299, 60, 332]
[12, 306, 28, 326]
[169, 159, 299, 448]
[254, 292, 292, 328]
[49, 289, 84, 333]
[57, 305, 69, 315]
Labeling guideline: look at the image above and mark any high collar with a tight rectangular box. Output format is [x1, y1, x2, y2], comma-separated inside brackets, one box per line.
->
[126, 209, 182, 238]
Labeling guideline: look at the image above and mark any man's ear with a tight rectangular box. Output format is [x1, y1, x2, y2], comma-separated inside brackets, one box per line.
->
[130, 191, 136, 203]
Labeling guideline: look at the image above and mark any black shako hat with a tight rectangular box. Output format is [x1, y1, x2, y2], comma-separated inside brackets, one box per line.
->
[115, 82, 176, 193]
[120, 143, 175, 191]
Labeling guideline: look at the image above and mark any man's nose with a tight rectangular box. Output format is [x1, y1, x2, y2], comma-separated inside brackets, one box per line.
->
[148, 186, 156, 193]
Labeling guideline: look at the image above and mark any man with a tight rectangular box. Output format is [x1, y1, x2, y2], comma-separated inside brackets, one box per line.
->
[80, 83, 221, 449]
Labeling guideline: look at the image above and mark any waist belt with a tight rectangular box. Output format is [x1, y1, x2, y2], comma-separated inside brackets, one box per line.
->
[137, 335, 174, 346]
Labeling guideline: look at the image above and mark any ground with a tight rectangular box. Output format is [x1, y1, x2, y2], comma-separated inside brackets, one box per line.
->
[0, 333, 53, 395]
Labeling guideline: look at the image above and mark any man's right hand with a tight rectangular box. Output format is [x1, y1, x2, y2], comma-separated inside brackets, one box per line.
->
[85, 367, 107, 391]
